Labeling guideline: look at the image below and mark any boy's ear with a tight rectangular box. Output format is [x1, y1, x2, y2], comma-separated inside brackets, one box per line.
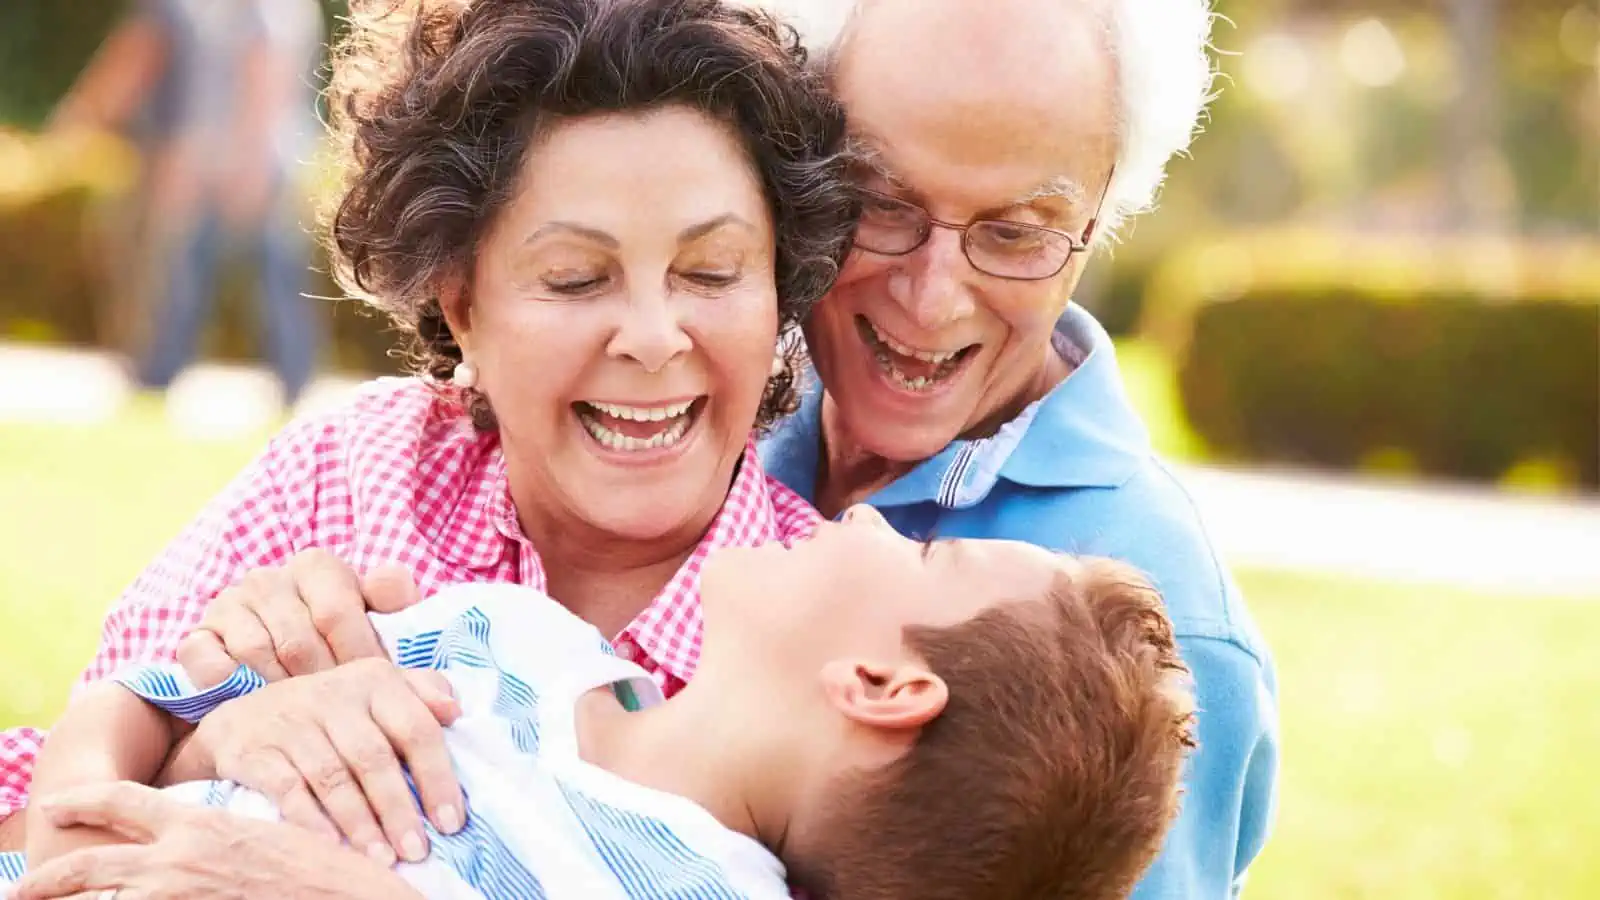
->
[819, 659, 948, 732]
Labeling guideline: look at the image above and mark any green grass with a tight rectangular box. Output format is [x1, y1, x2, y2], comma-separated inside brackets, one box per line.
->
[3, 396, 1597, 898]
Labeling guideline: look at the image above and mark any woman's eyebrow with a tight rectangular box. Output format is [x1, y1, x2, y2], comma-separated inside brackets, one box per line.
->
[523, 221, 619, 249]
[677, 213, 757, 245]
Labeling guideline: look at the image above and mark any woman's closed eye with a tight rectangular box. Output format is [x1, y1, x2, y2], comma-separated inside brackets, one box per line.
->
[542, 270, 608, 296]
[683, 269, 740, 287]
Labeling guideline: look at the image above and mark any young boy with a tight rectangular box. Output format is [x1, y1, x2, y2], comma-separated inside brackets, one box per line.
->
[6, 506, 1196, 899]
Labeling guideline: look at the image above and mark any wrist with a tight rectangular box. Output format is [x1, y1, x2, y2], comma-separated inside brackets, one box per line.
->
[155, 729, 215, 786]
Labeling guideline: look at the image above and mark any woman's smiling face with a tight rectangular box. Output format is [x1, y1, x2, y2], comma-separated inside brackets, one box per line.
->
[443, 105, 781, 543]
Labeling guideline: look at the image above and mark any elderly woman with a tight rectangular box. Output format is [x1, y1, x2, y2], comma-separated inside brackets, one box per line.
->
[0, 0, 853, 882]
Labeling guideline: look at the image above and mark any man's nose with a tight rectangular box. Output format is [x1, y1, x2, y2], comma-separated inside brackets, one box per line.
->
[890, 228, 977, 331]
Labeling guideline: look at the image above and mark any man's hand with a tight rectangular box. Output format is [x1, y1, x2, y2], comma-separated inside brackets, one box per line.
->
[177, 551, 421, 687]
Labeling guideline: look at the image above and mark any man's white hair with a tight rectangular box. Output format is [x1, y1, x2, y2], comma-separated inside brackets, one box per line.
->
[742, 0, 1218, 244]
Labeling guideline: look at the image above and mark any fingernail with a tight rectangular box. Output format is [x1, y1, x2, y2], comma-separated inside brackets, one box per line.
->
[401, 831, 427, 862]
[436, 804, 463, 834]
[367, 841, 397, 867]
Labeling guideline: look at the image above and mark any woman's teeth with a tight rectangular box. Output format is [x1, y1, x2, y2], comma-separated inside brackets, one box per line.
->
[586, 399, 694, 422]
[857, 318, 970, 392]
[577, 401, 696, 452]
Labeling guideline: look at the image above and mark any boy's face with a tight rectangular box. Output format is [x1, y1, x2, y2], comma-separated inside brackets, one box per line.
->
[700, 504, 1068, 694]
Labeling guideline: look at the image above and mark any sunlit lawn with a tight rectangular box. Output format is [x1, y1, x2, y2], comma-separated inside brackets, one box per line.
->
[1, 345, 1596, 897]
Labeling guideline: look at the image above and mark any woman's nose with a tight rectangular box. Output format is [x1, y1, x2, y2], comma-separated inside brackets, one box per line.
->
[607, 293, 693, 373]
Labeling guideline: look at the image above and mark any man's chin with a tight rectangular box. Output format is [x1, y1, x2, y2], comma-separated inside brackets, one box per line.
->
[847, 412, 967, 464]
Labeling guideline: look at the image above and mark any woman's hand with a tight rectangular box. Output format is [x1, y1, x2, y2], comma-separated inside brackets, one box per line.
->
[177, 658, 464, 864]
[177, 550, 421, 687]
[10, 782, 423, 900]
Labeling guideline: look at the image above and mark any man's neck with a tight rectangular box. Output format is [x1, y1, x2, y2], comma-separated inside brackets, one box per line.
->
[573, 678, 794, 847]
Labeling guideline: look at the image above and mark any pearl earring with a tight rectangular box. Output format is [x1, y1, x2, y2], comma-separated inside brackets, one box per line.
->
[452, 361, 478, 389]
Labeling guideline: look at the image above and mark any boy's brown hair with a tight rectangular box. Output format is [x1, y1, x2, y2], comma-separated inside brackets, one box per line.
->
[788, 556, 1197, 900]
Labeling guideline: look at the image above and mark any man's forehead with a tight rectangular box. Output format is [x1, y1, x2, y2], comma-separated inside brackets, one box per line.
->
[849, 134, 1089, 209]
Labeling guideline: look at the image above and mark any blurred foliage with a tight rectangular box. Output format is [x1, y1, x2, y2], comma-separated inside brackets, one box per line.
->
[1149, 229, 1600, 488]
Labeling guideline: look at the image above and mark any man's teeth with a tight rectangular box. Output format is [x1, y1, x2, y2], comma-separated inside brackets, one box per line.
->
[586, 400, 694, 422]
[858, 319, 969, 392]
[869, 322, 960, 364]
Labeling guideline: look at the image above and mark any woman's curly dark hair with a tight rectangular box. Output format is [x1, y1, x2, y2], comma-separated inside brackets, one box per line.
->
[325, 0, 857, 430]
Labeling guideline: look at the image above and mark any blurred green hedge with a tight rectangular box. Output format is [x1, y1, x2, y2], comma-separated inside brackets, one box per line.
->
[0, 129, 401, 374]
[1145, 231, 1600, 489]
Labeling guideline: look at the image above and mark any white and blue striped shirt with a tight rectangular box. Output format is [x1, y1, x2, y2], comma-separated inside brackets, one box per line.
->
[1, 584, 788, 900]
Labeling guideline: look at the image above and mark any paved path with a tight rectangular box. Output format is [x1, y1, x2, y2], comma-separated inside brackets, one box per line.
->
[4, 343, 1597, 596]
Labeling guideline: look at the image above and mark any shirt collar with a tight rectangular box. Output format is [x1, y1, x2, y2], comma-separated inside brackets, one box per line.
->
[760, 305, 1151, 510]
[420, 415, 521, 571]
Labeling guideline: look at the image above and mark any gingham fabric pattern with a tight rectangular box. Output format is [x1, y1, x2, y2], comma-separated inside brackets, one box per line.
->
[0, 377, 822, 821]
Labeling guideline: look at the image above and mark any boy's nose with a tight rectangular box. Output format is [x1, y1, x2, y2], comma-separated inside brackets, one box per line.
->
[841, 504, 888, 529]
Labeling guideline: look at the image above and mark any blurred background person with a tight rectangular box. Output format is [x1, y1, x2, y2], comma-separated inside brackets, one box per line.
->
[48, 0, 326, 408]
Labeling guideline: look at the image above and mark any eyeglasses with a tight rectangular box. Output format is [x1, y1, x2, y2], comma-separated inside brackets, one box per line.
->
[850, 165, 1115, 281]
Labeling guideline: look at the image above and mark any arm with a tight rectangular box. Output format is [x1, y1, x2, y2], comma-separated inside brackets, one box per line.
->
[23, 682, 192, 865]
[48, 12, 168, 133]
[1129, 635, 1279, 899]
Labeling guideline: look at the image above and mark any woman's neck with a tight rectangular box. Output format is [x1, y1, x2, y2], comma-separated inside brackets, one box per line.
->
[509, 486, 716, 640]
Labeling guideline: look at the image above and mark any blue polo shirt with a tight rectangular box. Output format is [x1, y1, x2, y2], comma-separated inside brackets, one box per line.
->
[761, 305, 1279, 899]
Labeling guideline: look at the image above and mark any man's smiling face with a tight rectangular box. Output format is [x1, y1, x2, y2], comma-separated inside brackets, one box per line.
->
[804, 0, 1121, 461]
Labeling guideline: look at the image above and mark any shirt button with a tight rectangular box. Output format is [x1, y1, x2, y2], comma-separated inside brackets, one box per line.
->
[616, 641, 637, 661]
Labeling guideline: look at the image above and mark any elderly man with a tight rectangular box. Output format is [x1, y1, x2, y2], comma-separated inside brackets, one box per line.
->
[754, 0, 1279, 896]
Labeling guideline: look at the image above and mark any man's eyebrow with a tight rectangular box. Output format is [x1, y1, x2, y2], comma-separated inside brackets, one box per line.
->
[1011, 175, 1087, 208]
[845, 136, 911, 189]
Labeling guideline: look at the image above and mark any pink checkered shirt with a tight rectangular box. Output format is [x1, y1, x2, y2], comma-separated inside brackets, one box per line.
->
[0, 378, 821, 821]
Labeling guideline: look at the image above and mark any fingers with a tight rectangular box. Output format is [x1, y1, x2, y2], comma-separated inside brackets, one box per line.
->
[294, 551, 388, 664]
[247, 583, 338, 677]
[227, 746, 339, 844]
[320, 710, 425, 863]
[200, 587, 291, 682]
[35, 783, 169, 843]
[385, 674, 465, 835]
[273, 729, 393, 865]
[9, 844, 149, 900]
[402, 669, 462, 726]
[175, 627, 236, 690]
[361, 564, 421, 615]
